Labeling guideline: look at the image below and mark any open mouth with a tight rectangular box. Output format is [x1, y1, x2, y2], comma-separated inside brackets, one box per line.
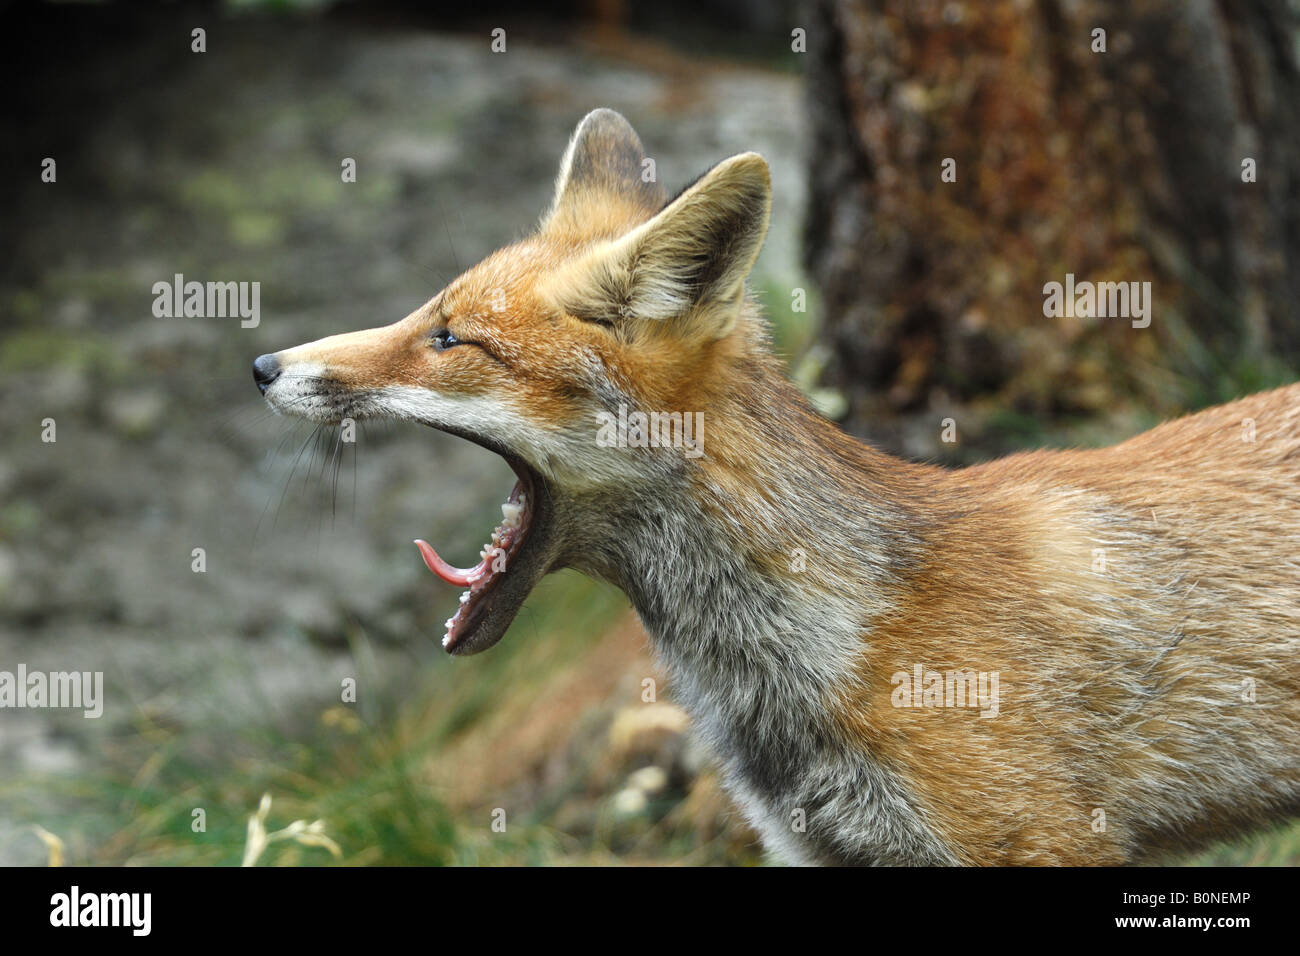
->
[412, 458, 547, 655]
[255, 365, 557, 656]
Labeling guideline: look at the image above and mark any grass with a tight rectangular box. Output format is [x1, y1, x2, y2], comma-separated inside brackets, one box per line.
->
[5, 574, 632, 866]
[1190, 821, 1300, 867]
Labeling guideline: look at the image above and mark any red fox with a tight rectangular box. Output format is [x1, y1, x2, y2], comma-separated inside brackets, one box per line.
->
[255, 109, 1300, 865]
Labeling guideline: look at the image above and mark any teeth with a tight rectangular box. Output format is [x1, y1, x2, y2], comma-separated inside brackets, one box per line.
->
[459, 592, 470, 605]
[445, 617, 455, 630]
[441, 634, 450, 648]
[501, 502, 523, 527]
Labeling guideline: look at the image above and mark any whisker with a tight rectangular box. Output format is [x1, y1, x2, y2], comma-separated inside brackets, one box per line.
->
[273, 423, 324, 536]
[437, 195, 461, 274]
[251, 420, 304, 545]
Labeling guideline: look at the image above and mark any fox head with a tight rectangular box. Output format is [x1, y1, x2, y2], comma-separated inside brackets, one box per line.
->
[255, 109, 772, 655]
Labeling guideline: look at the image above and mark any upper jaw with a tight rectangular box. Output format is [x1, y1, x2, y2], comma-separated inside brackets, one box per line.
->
[261, 366, 371, 424]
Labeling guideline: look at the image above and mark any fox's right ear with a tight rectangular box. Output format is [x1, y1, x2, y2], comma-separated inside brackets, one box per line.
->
[546, 151, 771, 342]
[545, 108, 666, 232]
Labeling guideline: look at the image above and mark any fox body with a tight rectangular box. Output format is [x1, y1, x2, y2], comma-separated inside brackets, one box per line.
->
[257, 109, 1300, 865]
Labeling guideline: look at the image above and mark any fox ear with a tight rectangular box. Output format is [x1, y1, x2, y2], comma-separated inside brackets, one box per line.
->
[556, 152, 771, 340]
[547, 109, 666, 230]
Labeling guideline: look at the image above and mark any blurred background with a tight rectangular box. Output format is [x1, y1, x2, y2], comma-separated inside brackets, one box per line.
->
[1, 0, 1297, 865]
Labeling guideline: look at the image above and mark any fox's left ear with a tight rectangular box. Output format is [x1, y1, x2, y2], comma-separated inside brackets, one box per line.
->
[552, 151, 772, 340]
[547, 108, 666, 231]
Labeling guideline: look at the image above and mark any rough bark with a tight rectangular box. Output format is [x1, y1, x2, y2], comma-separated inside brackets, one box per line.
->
[804, 0, 1300, 458]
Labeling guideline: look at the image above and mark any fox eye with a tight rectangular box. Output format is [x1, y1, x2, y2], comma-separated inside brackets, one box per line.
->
[431, 329, 461, 351]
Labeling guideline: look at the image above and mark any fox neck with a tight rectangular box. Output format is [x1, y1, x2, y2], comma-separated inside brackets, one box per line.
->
[569, 355, 952, 862]
[580, 354, 923, 660]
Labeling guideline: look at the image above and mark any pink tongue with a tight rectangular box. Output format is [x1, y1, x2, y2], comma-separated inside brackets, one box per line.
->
[413, 539, 489, 587]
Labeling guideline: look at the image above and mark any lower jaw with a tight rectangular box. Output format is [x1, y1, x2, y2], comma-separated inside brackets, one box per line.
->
[415, 492, 527, 650]
[417, 458, 548, 653]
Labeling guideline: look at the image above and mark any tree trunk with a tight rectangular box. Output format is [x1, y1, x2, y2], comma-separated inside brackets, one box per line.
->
[803, 0, 1300, 459]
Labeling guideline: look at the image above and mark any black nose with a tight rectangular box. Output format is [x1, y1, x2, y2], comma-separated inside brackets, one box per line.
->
[252, 354, 281, 393]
